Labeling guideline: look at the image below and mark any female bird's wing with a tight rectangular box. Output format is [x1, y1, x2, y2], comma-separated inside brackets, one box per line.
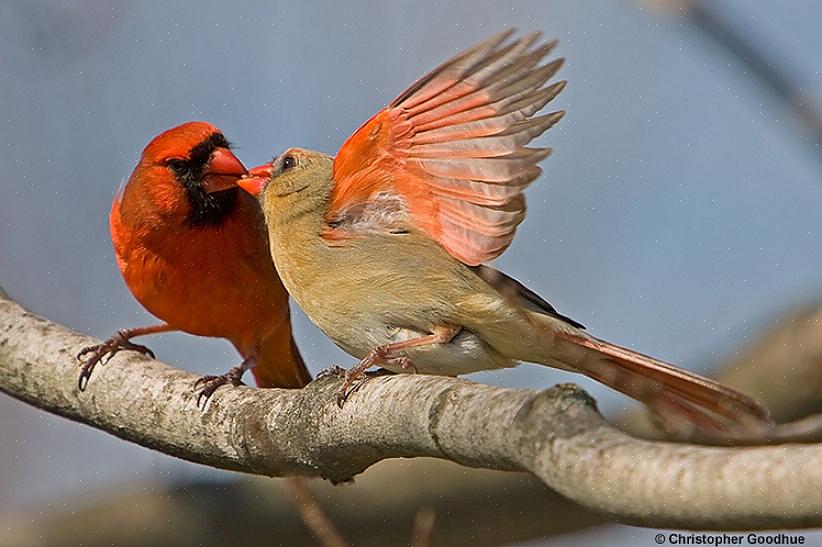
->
[324, 30, 565, 266]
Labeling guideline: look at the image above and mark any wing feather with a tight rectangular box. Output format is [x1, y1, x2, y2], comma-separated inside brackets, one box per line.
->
[327, 30, 565, 265]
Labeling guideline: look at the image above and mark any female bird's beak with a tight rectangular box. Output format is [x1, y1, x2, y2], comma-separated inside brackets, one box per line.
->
[202, 148, 247, 193]
[237, 163, 273, 197]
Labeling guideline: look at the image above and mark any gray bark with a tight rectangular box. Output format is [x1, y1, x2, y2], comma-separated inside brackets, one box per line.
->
[1, 290, 820, 530]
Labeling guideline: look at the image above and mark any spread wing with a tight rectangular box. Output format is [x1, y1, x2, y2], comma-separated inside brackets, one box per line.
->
[325, 30, 565, 266]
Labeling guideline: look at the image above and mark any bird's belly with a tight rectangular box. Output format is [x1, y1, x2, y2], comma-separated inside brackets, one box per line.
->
[121, 248, 282, 343]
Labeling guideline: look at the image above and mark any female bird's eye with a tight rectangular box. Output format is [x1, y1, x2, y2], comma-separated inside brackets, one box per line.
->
[281, 156, 296, 170]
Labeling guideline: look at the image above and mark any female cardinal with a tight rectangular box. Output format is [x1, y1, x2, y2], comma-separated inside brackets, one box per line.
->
[238, 30, 772, 435]
[79, 122, 310, 400]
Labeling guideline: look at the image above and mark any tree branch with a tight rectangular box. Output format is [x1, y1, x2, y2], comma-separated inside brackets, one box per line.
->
[1, 291, 820, 530]
[639, 0, 822, 170]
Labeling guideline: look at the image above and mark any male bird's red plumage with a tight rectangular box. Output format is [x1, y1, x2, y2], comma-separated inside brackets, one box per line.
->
[82, 122, 310, 392]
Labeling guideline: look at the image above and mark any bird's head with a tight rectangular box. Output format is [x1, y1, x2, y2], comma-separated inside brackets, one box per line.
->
[238, 147, 334, 225]
[131, 121, 247, 225]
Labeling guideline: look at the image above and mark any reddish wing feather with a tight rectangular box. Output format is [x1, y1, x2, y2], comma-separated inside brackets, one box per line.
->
[326, 30, 565, 265]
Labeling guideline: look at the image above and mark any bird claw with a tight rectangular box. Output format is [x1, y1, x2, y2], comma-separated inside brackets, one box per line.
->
[391, 357, 417, 374]
[195, 367, 247, 408]
[76, 331, 155, 391]
[324, 345, 416, 408]
[335, 367, 370, 408]
[334, 367, 398, 407]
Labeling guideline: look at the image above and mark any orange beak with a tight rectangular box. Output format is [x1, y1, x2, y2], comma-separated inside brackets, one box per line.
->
[237, 163, 274, 197]
[202, 147, 247, 193]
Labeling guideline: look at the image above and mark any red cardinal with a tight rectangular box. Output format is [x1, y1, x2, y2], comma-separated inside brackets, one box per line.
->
[79, 122, 310, 400]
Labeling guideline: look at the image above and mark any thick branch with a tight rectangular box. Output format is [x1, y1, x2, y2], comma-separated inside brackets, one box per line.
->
[1, 292, 820, 530]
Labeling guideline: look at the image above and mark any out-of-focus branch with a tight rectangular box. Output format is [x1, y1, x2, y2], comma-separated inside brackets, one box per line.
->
[713, 303, 822, 422]
[641, 0, 822, 168]
[286, 477, 349, 547]
[0, 460, 605, 547]
[621, 302, 822, 438]
[2, 290, 822, 530]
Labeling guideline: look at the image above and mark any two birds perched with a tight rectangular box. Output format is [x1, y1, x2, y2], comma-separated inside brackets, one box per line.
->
[81, 30, 771, 435]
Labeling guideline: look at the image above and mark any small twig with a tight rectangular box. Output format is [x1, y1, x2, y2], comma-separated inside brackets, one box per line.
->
[286, 477, 349, 547]
[410, 507, 436, 547]
[644, 0, 822, 170]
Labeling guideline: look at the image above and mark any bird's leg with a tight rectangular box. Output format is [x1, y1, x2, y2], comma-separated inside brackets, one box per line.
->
[336, 325, 461, 407]
[77, 323, 174, 390]
[195, 355, 256, 408]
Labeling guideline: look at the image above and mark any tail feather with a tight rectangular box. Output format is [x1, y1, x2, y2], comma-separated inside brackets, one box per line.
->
[251, 328, 312, 389]
[549, 327, 773, 436]
[485, 266, 772, 437]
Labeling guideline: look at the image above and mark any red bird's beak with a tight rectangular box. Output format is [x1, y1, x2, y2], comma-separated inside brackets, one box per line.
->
[237, 163, 273, 197]
[202, 147, 247, 194]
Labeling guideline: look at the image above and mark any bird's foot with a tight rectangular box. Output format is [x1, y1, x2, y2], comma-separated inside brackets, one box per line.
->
[77, 331, 155, 391]
[334, 346, 414, 408]
[388, 356, 417, 374]
[335, 365, 371, 408]
[194, 364, 248, 408]
[316, 365, 347, 380]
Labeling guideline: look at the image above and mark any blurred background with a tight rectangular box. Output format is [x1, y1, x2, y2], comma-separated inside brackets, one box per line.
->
[2, 0, 821, 545]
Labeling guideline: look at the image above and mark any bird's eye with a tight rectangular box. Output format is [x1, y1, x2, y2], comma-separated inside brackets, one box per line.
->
[166, 158, 186, 171]
[281, 156, 296, 170]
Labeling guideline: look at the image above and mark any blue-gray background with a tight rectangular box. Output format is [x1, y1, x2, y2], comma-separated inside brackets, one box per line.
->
[1, 1, 820, 544]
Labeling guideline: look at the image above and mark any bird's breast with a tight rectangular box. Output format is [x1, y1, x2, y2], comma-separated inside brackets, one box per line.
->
[113, 198, 287, 345]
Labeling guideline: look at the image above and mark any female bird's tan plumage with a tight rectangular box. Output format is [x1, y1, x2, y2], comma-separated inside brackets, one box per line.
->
[243, 31, 772, 435]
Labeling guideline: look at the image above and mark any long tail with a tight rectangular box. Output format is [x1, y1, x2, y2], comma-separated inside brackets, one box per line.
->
[533, 315, 773, 437]
[252, 319, 312, 389]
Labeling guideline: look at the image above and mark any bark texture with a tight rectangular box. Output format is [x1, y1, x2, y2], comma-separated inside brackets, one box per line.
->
[1, 290, 820, 530]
